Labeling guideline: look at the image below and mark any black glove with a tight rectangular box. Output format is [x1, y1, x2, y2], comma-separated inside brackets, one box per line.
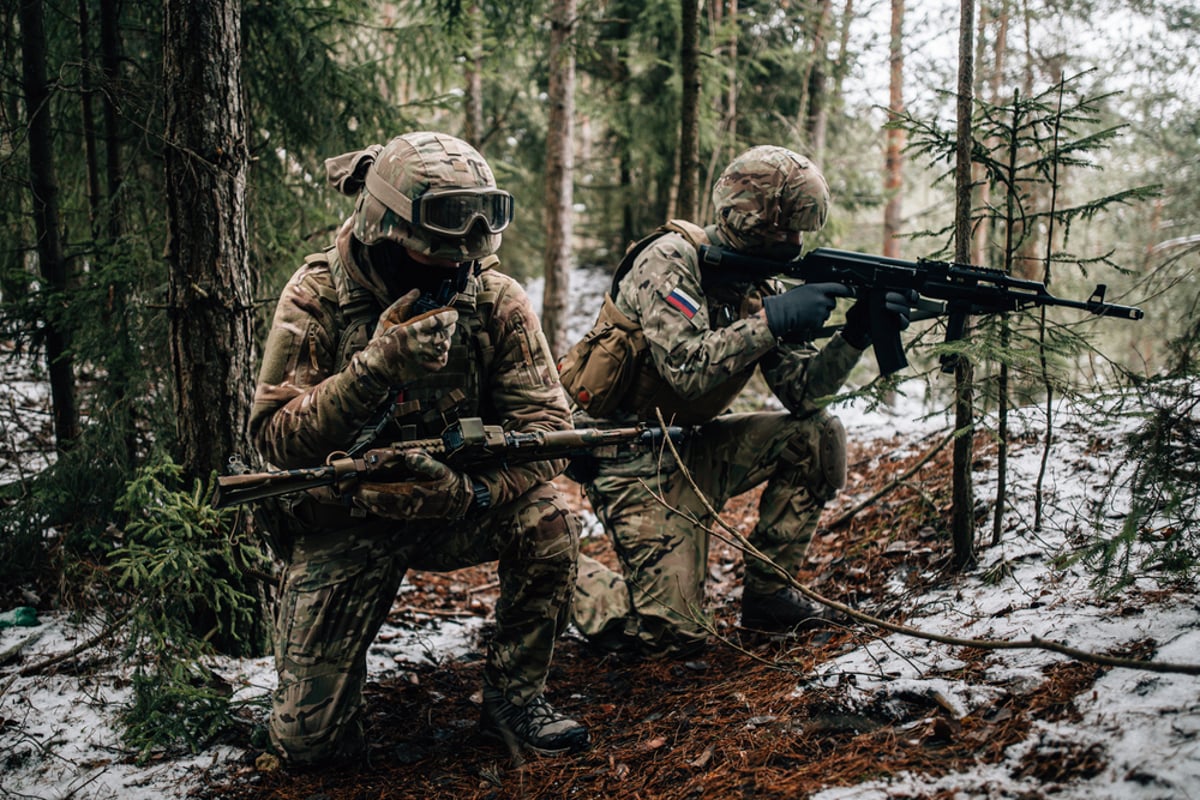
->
[761, 282, 854, 340]
[842, 290, 916, 350]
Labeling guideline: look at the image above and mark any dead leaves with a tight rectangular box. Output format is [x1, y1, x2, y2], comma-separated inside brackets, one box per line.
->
[210, 435, 1132, 800]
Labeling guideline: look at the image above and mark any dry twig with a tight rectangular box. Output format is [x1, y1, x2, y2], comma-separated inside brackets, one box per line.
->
[652, 409, 1200, 676]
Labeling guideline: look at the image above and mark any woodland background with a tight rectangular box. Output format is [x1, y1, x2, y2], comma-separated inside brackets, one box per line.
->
[0, 0, 1198, 771]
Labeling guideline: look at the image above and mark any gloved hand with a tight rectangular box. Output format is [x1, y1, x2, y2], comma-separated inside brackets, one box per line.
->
[350, 451, 475, 520]
[373, 288, 423, 337]
[761, 282, 854, 340]
[841, 289, 916, 350]
[351, 289, 458, 387]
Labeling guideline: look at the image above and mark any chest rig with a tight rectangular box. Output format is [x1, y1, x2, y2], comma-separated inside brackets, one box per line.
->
[617, 224, 769, 425]
[318, 246, 499, 444]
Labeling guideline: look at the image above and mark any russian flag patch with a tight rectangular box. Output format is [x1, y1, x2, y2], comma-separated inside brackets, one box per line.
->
[665, 287, 700, 319]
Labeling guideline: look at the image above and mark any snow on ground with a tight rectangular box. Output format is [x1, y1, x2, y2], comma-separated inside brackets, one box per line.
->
[808, 390, 1200, 800]
[0, 349, 54, 484]
[2, 322, 1198, 799]
[0, 608, 488, 800]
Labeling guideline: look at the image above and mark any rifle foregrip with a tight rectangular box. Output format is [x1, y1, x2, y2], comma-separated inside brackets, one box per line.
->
[214, 471, 335, 509]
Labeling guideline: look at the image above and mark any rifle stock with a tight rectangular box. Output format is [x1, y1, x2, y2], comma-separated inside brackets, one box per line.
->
[698, 245, 1144, 375]
[214, 417, 685, 509]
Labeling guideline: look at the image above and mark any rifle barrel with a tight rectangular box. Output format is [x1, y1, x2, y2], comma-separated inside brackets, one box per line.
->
[214, 423, 686, 509]
[214, 465, 339, 509]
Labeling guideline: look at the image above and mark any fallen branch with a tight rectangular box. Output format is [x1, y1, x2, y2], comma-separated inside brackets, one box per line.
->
[14, 610, 132, 678]
[652, 409, 1200, 677]
[394, 605, 480, 619]
[827, 428, 956, 529]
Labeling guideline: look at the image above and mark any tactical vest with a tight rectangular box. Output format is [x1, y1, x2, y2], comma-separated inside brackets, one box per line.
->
[616, 223, 760, 425]
[559, 219, 722, 422]
[316, 246, 499, 445]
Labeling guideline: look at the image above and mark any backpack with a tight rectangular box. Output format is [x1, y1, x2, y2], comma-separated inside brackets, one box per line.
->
[557, 220, 708, 416]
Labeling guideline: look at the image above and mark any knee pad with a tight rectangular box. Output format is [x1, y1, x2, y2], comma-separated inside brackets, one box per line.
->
[519, 487, 581, 563]
[817, 413, 847, 500]
[780, 411, 846, 503]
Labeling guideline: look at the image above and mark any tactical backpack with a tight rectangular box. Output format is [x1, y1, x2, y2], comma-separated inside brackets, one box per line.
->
[557, 219, 708, 416]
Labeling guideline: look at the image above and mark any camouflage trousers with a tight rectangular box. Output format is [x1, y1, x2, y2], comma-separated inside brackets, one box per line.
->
[571, 410, 845, 657]
[270, 480, 579, 765]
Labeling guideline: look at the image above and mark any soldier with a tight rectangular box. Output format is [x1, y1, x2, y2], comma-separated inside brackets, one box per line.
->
[564, 145, 913, 659]
[250, 132, 590, 766]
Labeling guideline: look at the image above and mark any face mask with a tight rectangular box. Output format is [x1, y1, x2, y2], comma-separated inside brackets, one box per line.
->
[365, 241, 468, 297]
[742, 240, 805, 262]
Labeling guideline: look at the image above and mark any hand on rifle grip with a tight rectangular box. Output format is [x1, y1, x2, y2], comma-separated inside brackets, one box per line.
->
[762, 282, 853, 340]
[350, 451, 474, 520]
[842, 289, 917, 350]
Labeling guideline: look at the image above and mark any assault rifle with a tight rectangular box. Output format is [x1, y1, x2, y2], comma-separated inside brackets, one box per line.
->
[213, 417, 684, 509]
[698, 245, 1145, 376]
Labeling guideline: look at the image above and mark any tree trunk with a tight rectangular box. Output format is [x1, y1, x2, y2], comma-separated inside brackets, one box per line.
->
[163, 0, 264, 654]
[163, 0, 255, 477]
[972, 0, 1007, 263]
[19, 0, 80, 449]
[702, 0, 737, 225]
[833, 0, 855, 103]
[676, 0, 701, 220]
[620, 151, 635, 247]
[86, 0, 138, 469]
[951, 0, 977, 571]
[100, 0, 124, 240]
[804, 0, 833, 160]
[463, 3, 485, 149]
[882, 0, 904, 257]
[79, 0, 103, 236]
[541, 0, 576, 358]
[724, 0, 738, 170]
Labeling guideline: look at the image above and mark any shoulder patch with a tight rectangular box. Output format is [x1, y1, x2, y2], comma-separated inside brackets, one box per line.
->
[665, 286, 700, 319]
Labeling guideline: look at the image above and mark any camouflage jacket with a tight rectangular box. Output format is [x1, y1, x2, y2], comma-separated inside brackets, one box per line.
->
[249, 221, 572, 509]
[612, 224, 863, 422]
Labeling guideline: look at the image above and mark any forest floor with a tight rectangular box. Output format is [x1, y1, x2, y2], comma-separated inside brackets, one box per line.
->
[4, 390, 1198, 800]
[187, 419, 1194, 800]
[205, 439, 970, 800]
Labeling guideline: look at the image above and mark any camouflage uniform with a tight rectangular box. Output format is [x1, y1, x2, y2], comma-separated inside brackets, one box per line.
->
[571, 147, 864, 657]
[251, 136, 579, 764]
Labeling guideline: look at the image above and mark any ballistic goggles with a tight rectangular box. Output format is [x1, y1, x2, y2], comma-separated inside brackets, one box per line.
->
[364, 168, 513, 237]
[413, 188, 514, 236]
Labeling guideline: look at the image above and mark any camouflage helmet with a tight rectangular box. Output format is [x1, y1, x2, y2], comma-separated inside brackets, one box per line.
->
[712, 145, 830, 251]
[352, 132, 512, 261]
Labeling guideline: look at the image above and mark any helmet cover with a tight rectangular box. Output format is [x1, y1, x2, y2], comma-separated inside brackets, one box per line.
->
[352, 132, 505, 261]
[712, 146, 830, 252]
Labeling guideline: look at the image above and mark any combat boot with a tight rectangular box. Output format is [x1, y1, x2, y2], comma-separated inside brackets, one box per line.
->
[480, 688, 591, 755]
[740, 586, 842, 632]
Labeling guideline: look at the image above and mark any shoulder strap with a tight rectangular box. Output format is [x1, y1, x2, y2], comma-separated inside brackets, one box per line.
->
[319, 245, 378, 322]
[469, 259, 503, 376]
[610, 219, 710, 297]
[318, 246, 383, 378]
[661, 218, 709, 250]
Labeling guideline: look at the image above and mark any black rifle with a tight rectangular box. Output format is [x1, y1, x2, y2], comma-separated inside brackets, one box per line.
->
[698, 245, 1145, 375]
[214, 417, 684, 509]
